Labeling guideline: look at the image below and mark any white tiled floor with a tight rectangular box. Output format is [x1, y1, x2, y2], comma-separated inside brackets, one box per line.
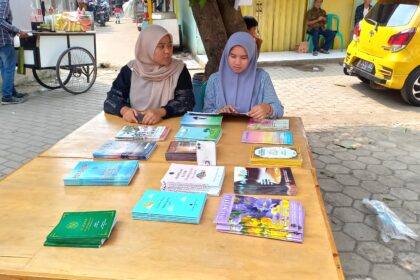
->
[196, 50, 346, 66]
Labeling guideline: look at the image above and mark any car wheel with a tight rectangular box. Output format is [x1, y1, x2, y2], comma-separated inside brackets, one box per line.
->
[401, 68, 420, 106]
[357, 75, 370, 84]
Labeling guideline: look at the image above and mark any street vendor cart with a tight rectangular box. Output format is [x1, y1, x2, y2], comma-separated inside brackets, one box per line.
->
[20, 31, 97, 94]
[15, 0, 97, 94]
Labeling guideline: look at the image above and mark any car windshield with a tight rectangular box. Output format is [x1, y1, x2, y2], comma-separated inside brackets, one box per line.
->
[365, 2, 418, 27]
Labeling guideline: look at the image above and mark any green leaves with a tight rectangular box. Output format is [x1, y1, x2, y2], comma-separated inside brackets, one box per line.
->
[189, 0, 207, 8]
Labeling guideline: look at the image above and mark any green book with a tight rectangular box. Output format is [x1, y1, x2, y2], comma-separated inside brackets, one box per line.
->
[44, 210, 117, 248]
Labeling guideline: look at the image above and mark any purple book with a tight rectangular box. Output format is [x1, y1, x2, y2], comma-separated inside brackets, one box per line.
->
[214, 194, 305, 242]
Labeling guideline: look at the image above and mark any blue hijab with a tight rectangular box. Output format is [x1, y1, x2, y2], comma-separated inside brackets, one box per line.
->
[218, 32, 260, 113]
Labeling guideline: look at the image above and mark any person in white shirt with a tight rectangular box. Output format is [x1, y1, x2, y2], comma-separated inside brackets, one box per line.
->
[354, 0, 372, 26]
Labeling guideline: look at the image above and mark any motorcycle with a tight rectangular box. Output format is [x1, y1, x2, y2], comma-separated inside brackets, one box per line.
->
[89, 1, 110, 27]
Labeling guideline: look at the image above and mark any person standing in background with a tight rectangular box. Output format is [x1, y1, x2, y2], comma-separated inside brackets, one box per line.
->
[243, 16, 263, 55]
[0, 0, 28, 105]
[354, 0, 372, 26]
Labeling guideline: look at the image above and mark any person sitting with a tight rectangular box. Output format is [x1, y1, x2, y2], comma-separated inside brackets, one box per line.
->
[203, 32, 283, 119]
[306, 0, 336, 56]
[243, 16, 263, 55]
[354, 0, 372, 26]
[104, 25, 194, 124]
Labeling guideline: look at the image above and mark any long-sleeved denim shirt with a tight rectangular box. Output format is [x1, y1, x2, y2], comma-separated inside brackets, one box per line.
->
[0, 0, 20, 48]
[203, 68, 284, 118]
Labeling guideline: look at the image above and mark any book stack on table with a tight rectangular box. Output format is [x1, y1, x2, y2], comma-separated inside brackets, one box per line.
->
[234, 167, 297, 196]
[44, 210, 117, 248]
[115, 125, 170, 141]
[160, 163, 225, 196]
[214, 194, 305, 243]
[64, 161, 139, 186]
[165, 141, 197, 161]
[249, 145, 303, 167]
[93, 140, 157, 160]
[132, 190, 207, 224]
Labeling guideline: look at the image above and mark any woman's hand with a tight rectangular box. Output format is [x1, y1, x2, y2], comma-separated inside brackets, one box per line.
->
[217, 105, 237, 114]
[248, 103, 272, 120]
[120, 107, 140, 123]
[141, 108, 166, 125]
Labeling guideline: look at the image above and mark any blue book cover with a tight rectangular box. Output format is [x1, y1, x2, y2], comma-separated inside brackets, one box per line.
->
[132, 190, 207, 224]
[180, 113, 223, 127]
[64, 161, 139, 186]
[175, 126, 222, 143]
[92, 140, 157, 160]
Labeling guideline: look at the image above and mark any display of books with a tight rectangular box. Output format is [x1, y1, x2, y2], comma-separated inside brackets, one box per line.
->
[44, 210, 117, 248]
[247, 119, 290, 130]
[250, 146, 303, 167]
[214, 194, 304, 243]
[161, 163, 225, 196]
[234, 167, 297, 195]
[64, 160, 139, 186]
[132, 190, 207, 224]
[93, 140, 157, 160]
[175, 126, 222, 143]
[180, 113, 223, 127]
[165, 141, 197, 161]
[115, 125, 170, 141]
[241, 131, 293, 145]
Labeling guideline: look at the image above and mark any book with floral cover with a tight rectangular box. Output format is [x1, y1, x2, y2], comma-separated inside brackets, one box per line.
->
[247, 119, 289, 130]
[115, 126, 170, 141]
[234, 167, 297, 195]
[241, 131, 293, 145]
[214, 194, 304, 243]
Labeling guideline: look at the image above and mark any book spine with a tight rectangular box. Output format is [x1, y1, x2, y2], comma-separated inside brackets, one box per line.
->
[213, 193, 235, 224]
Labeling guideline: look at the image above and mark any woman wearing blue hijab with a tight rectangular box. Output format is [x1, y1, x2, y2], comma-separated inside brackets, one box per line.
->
[203, 32, 284, 119]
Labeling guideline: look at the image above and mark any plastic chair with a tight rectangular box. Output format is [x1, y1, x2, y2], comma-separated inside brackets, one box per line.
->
[326, 14, 344, 51]
[306, 14, 344, 52]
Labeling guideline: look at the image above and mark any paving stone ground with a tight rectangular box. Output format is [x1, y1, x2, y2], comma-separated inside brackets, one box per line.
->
[1, 19, 420, 280]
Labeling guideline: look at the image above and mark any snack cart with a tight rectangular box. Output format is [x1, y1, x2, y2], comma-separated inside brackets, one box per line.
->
[18, 0, 97, 94]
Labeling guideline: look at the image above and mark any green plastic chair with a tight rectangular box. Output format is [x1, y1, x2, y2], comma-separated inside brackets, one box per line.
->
[306, 14, 344, 52]
[326, 14, 344, 51]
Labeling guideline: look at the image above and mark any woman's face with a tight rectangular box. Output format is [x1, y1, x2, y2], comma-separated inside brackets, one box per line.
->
[153, 35, 173, 66]
[228, 46, 249, 74]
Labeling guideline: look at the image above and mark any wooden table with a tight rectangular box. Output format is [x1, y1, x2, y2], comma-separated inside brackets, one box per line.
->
[0, 113, 344, 279]
[40, 112, 315, 169]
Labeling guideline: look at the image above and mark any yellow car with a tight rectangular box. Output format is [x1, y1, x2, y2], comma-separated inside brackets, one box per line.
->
[344, 0, 420, 106]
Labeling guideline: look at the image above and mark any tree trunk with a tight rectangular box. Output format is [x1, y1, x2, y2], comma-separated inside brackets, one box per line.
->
[190, 0, 228, 80]
[216, 0, 247, 37]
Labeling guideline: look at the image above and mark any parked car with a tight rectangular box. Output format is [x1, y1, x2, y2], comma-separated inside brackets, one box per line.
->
[344, 0, 420, 106]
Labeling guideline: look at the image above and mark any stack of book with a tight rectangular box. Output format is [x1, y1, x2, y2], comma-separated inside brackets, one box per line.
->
[214, 194, 304, 243]
[44, 210, 117, 248]
[180, 113, 223, 127]
[241, 131, 293, 145]
[234, 167, 297, 195]
[175, 126, 222, 143]
[249, 146, 303, 167]
[115, 125, 170, 141]
[160, 163, 225, 196]
[165, 141, 197, 161]
[93, 140, 157, 160]
[247, 118, 289, 130]
[64, 161, 139, 186]
[132, 190, 207, 224]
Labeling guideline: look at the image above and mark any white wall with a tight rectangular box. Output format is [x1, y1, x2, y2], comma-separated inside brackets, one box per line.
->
[10, 0, 36, 30]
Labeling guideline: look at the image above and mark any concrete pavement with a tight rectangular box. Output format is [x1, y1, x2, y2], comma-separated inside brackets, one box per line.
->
[2, 16, 420, 280]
